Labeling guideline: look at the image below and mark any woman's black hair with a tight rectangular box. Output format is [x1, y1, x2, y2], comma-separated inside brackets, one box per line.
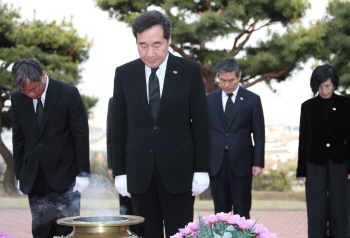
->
[310, 64, 339, 95]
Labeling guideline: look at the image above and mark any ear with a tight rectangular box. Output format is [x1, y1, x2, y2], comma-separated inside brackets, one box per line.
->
[168, 36, 172, 46]
[238, 72, 242, 82]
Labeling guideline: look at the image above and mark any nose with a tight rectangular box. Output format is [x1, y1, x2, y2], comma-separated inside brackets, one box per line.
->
[25, 91, 37, 99]
[319, 86, 325, 94]
[26, 91, 35, 96]
[147, 47, 155, 57]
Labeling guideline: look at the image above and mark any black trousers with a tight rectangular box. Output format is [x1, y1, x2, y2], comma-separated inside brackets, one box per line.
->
[210, 151, 252, 219]
[131, 158, 194, 238]
[119, 194, 136, 233]
[28, 189, 80, 238]
[306, 160, 349, 238]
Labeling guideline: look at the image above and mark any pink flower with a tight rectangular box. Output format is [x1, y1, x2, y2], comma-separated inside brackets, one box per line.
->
[3, 234, 12, 238]
[170, 213, 277, 238]
[258, 231, 277, 238]
[187, 222, 199, 231]
[253, 223, 267, 234]
[179, 226, 193, 236]
[0, 231, 3, 236]
[205, 214, 219, 224]
[226, 214, 242, 225]
[170, 232, 183, 238]
[216, 212, 229, 222]
[237, 218, 255, 230]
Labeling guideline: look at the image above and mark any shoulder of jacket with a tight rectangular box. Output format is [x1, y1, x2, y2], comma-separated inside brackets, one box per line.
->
[302, 97, 316, 106]
[116, 58, 141, 71]
[207, 89, 221, 98]
[52, 78, 75, 90]
[240, 87, 260, 98]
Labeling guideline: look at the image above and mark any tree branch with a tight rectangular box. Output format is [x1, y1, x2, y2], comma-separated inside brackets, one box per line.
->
[241, 76, 254, 82]
[231, 22, 256, 56]
[248, 20, 272, 33]
[242, 67, 291, 88]
[230, 20, 272, 56]
[170, 43, 191, 59]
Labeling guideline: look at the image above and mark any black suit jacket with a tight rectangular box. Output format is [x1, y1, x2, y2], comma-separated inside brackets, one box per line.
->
[111, 53, 211, 194]
[297, 94, 350, 177]
[206, 87, 265, 177]
[106, 97, 113, 169]
[11, 77, 90, 194]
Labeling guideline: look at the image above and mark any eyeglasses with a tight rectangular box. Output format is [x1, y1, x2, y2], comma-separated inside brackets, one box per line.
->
[18, 80, 41, 94]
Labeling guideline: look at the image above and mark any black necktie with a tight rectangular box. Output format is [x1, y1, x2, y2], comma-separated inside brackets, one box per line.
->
[36, 97, 43, 127]
[149, 68, 160, 121]
[225, 93, 234, 124]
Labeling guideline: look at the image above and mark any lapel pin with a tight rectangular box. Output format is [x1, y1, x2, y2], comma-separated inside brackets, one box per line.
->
[173, 70, 178, 74]
[333, 107, 336, 111]
[240, 97, 243, 100]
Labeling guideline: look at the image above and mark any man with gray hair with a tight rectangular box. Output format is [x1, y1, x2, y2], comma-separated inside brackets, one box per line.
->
[206, 58, 265, 219]
[11, 59, 90, 238]
[111, 10, 211, 238]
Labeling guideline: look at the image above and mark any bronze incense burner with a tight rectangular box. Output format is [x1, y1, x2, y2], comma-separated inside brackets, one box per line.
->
[56, 215, 144, 238]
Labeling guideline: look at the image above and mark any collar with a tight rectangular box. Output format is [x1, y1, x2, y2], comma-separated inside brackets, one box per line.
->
[40, 74, 49, 103]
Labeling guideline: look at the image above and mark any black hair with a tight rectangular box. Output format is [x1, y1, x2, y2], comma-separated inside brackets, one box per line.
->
[11, 59, 43, 88]
[132, 10, 172, 41]
[216, 58, 241, 78]
[310, 64, 339, 95]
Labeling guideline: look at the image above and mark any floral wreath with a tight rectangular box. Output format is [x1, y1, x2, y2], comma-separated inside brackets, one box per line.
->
[171, 212, 277, 238]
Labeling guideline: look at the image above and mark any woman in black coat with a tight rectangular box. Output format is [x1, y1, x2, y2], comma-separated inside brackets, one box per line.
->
[297, 64, 350, 237]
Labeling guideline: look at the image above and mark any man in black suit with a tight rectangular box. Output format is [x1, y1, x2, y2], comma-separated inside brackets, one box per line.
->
[111, 10, 211, 238]
[106, 97, 135, 233]
[207, 58, 265, 219]
[11, 59, 90, 238]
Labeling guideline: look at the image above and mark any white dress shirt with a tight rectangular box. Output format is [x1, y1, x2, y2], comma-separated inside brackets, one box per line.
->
[145, 53, 169, 102]
[33, 74, 49, 111]
[222, 85, 240, 111]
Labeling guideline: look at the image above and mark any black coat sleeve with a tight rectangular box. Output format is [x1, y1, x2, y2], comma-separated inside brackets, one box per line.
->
[297, 102, 309, 177]
[106, 97, 113, 169]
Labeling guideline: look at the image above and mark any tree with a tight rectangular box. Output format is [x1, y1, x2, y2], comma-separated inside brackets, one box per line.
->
[0, 2, 97, 195]
[95, 0, 329, 93]
[323, 0, 350, 94]
[95, 0, 332, 200]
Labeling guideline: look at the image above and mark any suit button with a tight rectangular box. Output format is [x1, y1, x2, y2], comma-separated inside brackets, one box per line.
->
[150, 150, 153, 153]
[226, 133, 229, 136]
[39, 142, 42, 146]
[326, 143, 330, 147]
[223, 145, 228, 150]
[154, 126, 158, 130]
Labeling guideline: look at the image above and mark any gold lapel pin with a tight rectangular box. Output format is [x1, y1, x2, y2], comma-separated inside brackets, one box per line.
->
[333, 107, 336, 111]
[240, 97, 243, 100]
[173, 70, 178, 74]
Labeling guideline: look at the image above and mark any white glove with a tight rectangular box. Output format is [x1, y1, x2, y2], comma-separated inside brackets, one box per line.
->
[192, 172, 210, 196]
[115, 174, 131, 198]
[17, 180, 24, 195]
[73, 176, 89, 193]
